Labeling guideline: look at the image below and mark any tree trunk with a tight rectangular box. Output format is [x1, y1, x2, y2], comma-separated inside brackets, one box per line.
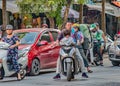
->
[101, 0, 106, 34]
[48, 17, 55, 28]
[2, 0, 7, 37]
[79, 4, 83, 24]
[61, 0, 72, 29]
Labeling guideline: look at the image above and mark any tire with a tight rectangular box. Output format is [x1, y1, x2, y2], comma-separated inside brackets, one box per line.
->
[19, 69, 26, 80]
[112, 61, 120, 66]
[30, 59, 40, 76]
[66, 63, 72, 81]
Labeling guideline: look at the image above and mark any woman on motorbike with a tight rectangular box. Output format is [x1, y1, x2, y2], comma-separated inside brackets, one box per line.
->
[1, 25, 21, 80]
[72, 24, 93, 73]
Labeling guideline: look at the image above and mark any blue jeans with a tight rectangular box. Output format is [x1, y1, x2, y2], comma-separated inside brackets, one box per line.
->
[77, 45, 89, 67]
[93, 42, 103, 61]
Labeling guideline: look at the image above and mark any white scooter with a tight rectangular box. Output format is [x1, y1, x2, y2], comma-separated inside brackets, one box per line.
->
[60, 44, 80, 81]
[0, 42, 27, 80]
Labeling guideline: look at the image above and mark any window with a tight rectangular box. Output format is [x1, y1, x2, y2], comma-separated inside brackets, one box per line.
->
[40, 32, 51, 42]
[16, 32, 39, 44]
[51, 31, 58, 41]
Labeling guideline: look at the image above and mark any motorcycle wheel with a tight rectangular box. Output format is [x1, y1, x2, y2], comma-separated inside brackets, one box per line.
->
[67, 63, 72, 81]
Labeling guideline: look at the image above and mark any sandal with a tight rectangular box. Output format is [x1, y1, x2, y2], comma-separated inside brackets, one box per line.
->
[88, 70, 93, 73]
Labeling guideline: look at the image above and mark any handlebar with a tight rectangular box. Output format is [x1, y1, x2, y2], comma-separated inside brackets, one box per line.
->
[60, 44, 76, 47]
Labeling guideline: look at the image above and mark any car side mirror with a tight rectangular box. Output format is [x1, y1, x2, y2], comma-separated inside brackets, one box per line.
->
[37, 40, 48, 46]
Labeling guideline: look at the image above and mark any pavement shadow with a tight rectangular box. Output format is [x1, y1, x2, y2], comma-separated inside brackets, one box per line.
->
[54, 78, 89, 82]
[0, 79, 20, 83]
[0, 78, 27, 83]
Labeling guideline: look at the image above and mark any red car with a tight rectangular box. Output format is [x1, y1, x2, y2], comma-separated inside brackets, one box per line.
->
[14, 28, 60, 75]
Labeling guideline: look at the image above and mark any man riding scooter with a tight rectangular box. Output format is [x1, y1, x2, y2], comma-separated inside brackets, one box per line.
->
[0, 25, 21, 80]
[90, 23, 106, 66]
[53, 22, 88, 79]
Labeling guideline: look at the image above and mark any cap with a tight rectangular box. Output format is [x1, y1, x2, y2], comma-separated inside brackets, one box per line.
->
[6, 25, 13, 30]
[90, 24, 97, 30]
[72, 23, 79, 27]
[94, 23, 99, 26]
[42, 24, 48, 28]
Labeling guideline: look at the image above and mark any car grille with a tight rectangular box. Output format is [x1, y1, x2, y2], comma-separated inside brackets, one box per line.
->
[116, 56, 120, 59]
[117, 45, 120, 48]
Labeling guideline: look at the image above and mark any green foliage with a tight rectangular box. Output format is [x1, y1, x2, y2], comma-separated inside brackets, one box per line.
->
[23, 13, 32, 26]
[16, 0, 68, 27]
[76, 0, 89, 4]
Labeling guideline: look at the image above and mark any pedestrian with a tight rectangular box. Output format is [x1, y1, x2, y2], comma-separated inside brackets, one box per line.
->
[42, 24, 48, 28]
[1, 25, 21, 80]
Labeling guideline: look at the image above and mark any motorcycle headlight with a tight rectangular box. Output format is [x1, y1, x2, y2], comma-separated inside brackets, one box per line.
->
[18, 47, 30, 57]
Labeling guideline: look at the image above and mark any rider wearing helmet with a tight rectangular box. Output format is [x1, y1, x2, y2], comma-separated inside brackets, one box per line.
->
[90, 23, 106, 66]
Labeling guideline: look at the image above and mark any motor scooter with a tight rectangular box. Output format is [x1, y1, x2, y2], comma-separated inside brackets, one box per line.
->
[0, 42, 27, 80]
[60, 44, 80, 81]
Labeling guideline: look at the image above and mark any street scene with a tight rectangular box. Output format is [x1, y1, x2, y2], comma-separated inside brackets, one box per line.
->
[0, 58, 120, 86]
[0, 0, 120, 86]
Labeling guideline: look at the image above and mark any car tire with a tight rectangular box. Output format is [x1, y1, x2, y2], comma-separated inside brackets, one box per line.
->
[111, 61, 120, 66]
[30, 58, 40, 76]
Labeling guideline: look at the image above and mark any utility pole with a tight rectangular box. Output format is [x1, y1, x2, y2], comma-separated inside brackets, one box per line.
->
[2, 0, 7, 36]
[101, 0, 106, 34]
[79, 4, 83, 24]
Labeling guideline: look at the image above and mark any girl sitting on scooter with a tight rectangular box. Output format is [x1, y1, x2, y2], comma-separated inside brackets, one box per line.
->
[1, 25, 21, 80]
[59, 30, 76, 57]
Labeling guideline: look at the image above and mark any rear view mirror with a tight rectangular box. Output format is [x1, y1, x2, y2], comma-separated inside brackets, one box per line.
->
[37, 40, 48, 46]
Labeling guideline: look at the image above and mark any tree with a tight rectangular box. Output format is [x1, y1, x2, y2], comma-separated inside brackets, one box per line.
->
[61, 0, 72, 29]
[16, 0, 66, 28]
[101, 0, 106, 34]
[76, 0, 89, 24]
[2, 0, 7, 36]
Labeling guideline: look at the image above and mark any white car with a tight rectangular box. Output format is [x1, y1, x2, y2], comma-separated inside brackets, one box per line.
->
[108, 35, 120, 66]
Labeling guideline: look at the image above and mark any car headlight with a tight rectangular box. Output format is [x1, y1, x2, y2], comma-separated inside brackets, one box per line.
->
[18, 47, 30, 57]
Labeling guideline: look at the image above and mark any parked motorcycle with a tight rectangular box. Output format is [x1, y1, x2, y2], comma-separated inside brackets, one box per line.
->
[59, 44, 80, 81]
[0, 42, 27, 80]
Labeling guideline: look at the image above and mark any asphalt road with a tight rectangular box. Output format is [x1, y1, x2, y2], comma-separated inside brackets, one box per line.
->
[0, 58, 120, 86]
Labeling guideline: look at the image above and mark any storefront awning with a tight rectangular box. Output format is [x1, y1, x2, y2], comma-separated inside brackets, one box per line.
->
[86, 4, 114, 11]
[0, 1, 19, 13]
[112, 1, 120, 8]
[86, 4, 120, 17]
[61, 6, 79, 18]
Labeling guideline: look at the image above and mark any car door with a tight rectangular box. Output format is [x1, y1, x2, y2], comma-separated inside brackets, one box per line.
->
[49, 30, 60, 67]
[37, 31, 54, 69]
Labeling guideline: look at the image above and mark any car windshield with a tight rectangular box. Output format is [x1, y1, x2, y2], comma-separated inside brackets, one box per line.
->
[16, 32, 39, 44]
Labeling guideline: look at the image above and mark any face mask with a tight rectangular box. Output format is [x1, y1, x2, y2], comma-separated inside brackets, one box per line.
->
[92, 31, 96, 33]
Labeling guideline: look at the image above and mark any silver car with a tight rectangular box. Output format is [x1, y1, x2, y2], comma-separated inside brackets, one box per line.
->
[108, 35, 120, 66]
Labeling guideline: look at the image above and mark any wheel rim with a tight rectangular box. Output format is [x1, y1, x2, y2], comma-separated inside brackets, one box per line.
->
[32, 59, 40, 75]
